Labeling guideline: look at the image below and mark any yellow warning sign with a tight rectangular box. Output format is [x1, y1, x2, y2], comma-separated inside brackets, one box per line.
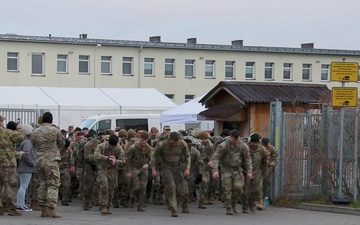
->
[331, 87, 358, 107]
[331, 62, 359, 82]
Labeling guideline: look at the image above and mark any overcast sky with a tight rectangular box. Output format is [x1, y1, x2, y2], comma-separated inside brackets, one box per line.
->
[1, 0, 359, 49]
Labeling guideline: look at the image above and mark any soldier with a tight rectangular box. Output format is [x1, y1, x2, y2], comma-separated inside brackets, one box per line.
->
[184, 139, 203, 204]
[126, 132, 154, 211]
[210, 130, 252, 215]
[0, 115, 24, 216]
[94, 135, 125, 215]
[241, 133, 267, 213]
[31, 112, 65, 218]
[198, 131, 215, 208]
[59, 139, 71, 206]
[150, 132, 191, 217]
[82, 135, 99, 210]
[70, 131, 86, 198]
[260, 137, 279, 209]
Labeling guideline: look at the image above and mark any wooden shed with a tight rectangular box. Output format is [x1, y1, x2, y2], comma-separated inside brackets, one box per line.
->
[198, 81, 331, 137]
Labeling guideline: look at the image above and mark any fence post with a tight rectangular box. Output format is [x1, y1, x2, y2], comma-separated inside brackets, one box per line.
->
[353, 108, 359, 201]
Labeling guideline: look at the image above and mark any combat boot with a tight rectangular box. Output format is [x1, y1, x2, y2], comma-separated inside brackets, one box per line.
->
[250, 205, 256, 212]
[120, 199, 129, 208]
[242, 207, 250, 214]
[106, 207, 112, 214]
[83, 202, 90, 211]
[0, 206, 3, 216]
[257, 199, 264, 210]
[171, 210, 178, 217]
[152, 197, 159, 205]
[208, 193, 214, 205]
[232, 201, 239, 214]
[203, 197, 209, 205]
[100, 206, 108, 215]
[46, 207, 61, 218]
[31, 200, 42, 211]
[41, 206, 47, 217]
[8, 208, 22, 216]
[226, 207, 234, 215]
[158, 198, 165, 205]
[198, 202, 207, 209]
[128, 198, 135, 208]
[137, 205, 145, 212]
[62, 200, 69, 206]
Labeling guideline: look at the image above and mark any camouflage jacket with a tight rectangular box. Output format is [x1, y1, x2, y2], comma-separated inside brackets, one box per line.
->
[70, 139, 87, 168]
[199, 141, 214, 165]
[31, 123, 65, 162]
[150, 139, 190, 170]
[59, 148, 71, 171]
[84, 138, 99, 165]
[94, 141, 125, 171]
[126, 141, 154, 172]
[211, 139, 252, 174]
[0, 126, 24, 167]
[189, 146, 204, 175]
[248, 144, 268, 177]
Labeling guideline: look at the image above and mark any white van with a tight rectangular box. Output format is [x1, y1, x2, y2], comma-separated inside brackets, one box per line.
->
[79, 114, 184, 132]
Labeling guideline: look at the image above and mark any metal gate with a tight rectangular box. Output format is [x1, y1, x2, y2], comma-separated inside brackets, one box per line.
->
[0, 108, 42, 126]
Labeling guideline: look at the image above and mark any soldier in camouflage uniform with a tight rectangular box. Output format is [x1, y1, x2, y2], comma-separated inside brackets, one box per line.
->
[184, 139, 203, 204]
[31, 112, 65, 218]
[150, 132, 191, 217]
[241, 133, 267, 213]
[198, 131, 215, 208]
[145, 127, 159, 203]
[260, 137, 279, 209]
[126, 132, 154, 211]
[0, 115, 24, 216]
[82, 136, 99, 210]
[94, 135, 125, 215]
[59, 139, 71, 206]
[210, 130, 252, 215]
[70, 131, 86, 199]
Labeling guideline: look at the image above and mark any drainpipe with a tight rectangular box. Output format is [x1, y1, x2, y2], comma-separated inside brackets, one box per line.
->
[137, 46, 143, 88]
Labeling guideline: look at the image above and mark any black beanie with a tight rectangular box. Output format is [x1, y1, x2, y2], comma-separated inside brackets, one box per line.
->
[42, 112, 53, 124]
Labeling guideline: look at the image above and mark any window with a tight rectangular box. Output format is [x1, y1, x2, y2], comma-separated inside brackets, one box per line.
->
[185, 94, 195, 103]
[321, 64, 330, 81]
[92, 119, 111, 131]
[32, 53, 44, 75]
[283, 63, 292, 80]
[144, 58, 154, 76]
[7, 52, 18, 71]
[185, 59, 195, 77]
[165, 59, 175, 76]
[205, 60, 215, 78]
[116, 119, 148, 131]
[302, 64, 312, 80]
[165, 94, 175, 101]
[358, 67, 360, 81]
[225, 61, 235, 79]
[264, 62, 274, 80]
[57, 54, 68, 73]
[245, 62, 255, 79]
[79, 55, 89, 74]
[101, 56, 112, 74]
[122, 57, 133, 75]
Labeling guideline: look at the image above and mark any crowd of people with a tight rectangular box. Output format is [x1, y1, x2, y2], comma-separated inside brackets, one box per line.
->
[0, 112, 278, 218]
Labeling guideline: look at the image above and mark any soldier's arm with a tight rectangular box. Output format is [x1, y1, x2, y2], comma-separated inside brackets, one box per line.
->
[210, 143, 226, 173]
[181, 140, 191, 171]
[195, 148, 204, 174]
[57, 130, 65, 149]
[125, 145, 134, 172]
[270, 145, 279, 166]
[261, 148, 268, 176]
[70, 149, 77, 166]
[94, 144, 108, 161]
[150, 141, 162, 168]
[10, 130, 24, 144]
[242, 144, 253, 173]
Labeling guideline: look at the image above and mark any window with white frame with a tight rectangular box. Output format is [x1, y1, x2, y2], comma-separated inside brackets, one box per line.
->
[32, 53, 44, 75]
[225, 61, 235, 79]
[165, 94, 175, 101]
[185, 59, 195, 77]
[7, 52, 18, 71]
[283, 63, 292, 80]
[79, 55, 90, 74]
[57, 54, 68, 73]
[264, 62, 274, 80]
[185, 94, 195, 103]
[245, 62, 255, 79]
[122, 57, 133, 75]
[144, 58, 154, 76]
[321, 64, 330, 81]
[302, 64, 312, 80]
[358, 66, 360, 81]
[165, 59, 175, 76]
[205, 60, 215, 78]
[101, 56, 112, 74]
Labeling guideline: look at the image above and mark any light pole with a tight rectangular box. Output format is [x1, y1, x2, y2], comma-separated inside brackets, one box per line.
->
[93, 44, 101, 88]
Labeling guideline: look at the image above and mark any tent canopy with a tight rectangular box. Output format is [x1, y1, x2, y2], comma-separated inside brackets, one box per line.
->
[160, 95, 207, 124]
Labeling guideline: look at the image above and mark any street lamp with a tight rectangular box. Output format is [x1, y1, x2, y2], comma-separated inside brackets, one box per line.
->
[94, 44, 101, 88]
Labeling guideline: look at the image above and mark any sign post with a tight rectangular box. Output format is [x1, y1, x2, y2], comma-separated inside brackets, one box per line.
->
[331, 61, 359, 199]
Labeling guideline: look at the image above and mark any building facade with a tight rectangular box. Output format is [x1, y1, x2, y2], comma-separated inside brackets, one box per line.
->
[0, 34, 360, 105]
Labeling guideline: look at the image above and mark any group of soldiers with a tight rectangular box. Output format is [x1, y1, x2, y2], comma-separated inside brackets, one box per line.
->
[0, 111, 278, 218]
[58, 124, 278, 217]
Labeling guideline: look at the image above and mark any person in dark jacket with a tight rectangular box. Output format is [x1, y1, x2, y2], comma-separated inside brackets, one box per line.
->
[16, 124, 36, 211]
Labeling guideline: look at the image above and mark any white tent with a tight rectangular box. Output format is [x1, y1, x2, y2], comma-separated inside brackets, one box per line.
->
[0, 86, 177, 129]
[160, 94, 212, 123]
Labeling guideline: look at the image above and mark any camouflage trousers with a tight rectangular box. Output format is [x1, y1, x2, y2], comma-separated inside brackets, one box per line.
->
[241, 173, 263, 209]
[29, 172, 39, 203]
[161, 165, 188, 212]
[200, 168, 215, 203]
[113, 170, 130, 206]
[83, 163, 97, 205]
[221, 170, 244, 209]
[76, 167, 84, 197]
[0, 167, 18, 209]
[97, 169, 117, 207]
[186, 173, 196, 201]
[130, 168, 148, 207]
[36, 160, 61, 209]
[151, 175, 164, 201]
[60, 168, 71, 203]
[263, 171, 273, 198]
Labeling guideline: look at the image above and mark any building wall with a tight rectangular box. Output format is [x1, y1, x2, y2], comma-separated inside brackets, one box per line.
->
[1, 39, 360, 105]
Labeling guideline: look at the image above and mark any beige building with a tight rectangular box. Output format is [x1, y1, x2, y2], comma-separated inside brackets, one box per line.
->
[0, 33, 359, 104]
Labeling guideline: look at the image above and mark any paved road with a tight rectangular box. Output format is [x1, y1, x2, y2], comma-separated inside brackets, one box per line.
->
[0, 199, 358, 225]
